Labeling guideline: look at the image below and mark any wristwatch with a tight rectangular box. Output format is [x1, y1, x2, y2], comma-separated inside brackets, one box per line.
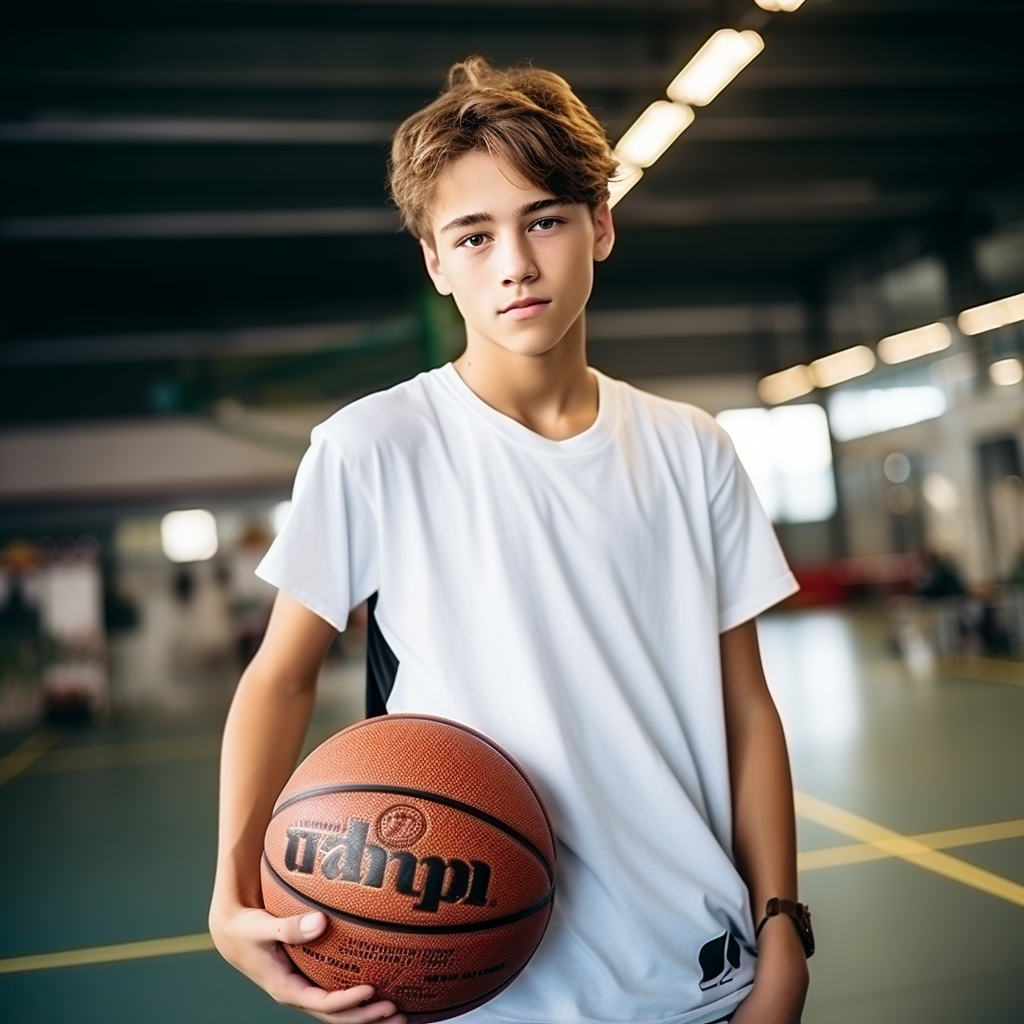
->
[754, 898, 815, 958]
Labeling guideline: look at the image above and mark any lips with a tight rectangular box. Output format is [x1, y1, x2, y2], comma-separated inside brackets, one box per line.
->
[499, 297, 550, 315]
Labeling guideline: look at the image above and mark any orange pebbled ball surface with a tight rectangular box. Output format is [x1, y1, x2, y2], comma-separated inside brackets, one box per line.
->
[262, 714, 556, 1022]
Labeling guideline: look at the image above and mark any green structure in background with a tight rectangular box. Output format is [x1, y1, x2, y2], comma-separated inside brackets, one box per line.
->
[159, 287, 464, 421]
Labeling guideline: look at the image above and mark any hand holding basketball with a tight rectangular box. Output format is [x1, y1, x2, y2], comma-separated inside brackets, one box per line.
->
[208, 901, 407, 1024]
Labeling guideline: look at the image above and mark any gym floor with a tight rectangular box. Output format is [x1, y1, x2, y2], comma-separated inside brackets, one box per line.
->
[1, 608, 1022, 1024]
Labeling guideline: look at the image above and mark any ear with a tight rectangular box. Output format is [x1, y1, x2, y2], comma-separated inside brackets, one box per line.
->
[420, 238, 453, 296]
[591, 201, 615, 263]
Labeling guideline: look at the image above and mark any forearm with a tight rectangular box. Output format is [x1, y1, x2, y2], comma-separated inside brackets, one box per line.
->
[720, 620, 808, 1023]
[212, 590, 337, 915]
[729, 693, 798, 913]
[214, 660, 318, 910]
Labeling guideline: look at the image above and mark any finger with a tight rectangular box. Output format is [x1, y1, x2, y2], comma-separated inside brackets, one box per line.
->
[313, 1000, 407, 1024]
[269, 969, 387, 1016]
[239, 907, 329, 945]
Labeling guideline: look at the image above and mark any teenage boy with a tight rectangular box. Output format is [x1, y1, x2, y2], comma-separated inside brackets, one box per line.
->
[210, 57, 811, 1024]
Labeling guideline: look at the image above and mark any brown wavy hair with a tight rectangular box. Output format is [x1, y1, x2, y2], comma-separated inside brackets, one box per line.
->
[389, 56, 618, 241]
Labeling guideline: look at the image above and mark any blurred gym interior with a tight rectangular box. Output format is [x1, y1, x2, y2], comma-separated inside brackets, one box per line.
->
[1, 2, 1023, 1021]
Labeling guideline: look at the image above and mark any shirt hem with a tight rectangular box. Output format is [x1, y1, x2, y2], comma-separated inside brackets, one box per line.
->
[719, 571, 800, 633]
[253, 566, 350, 633]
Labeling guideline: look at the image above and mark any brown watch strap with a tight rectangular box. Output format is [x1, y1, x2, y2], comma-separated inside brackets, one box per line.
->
[755, 897, 815, 958]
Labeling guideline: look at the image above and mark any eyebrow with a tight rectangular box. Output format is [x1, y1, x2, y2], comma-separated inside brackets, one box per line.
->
[439, 197, 570, 234]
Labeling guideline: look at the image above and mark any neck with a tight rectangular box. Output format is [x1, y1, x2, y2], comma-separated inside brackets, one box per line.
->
[452, 313, 598, 441]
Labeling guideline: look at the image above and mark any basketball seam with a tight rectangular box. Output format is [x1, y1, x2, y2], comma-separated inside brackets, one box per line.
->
[311, 714, 558, 847]
[262, 853, 555, 935]
[272, 783, 554, 883]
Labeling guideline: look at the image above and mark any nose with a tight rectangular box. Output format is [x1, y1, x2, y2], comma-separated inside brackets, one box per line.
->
[500, 236, 538, 286]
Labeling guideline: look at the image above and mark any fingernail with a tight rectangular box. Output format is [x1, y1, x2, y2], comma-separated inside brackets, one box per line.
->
[299, 912, 321, 937]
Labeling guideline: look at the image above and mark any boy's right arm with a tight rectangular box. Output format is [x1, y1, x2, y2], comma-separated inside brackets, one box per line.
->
[209, 590, 405, 1024]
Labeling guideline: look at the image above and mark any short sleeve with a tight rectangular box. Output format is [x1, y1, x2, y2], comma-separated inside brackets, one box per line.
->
[256, 430, 378, 631]
[704, 419, 799, 632]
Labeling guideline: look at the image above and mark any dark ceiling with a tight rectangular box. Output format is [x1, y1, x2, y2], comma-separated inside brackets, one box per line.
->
[2, 0, 1023, 424]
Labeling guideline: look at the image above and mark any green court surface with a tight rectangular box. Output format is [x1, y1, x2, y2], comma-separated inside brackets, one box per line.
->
[2, 609, 1023, 1023]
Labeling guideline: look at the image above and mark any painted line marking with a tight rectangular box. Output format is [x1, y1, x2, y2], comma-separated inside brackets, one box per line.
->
[0, 727, 61, 788]
[0, 933, 214, 975]
[799, 816, 1024, 871]
[796, 791, 1024, 909]
[940, 655, 1024, 687]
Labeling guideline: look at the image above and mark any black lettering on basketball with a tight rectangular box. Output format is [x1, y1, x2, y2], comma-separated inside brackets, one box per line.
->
[465, 860, 492, 906]
[281, 818, 495, 912]
[319, 820, 369, 882]
[284, 828, 319, 874]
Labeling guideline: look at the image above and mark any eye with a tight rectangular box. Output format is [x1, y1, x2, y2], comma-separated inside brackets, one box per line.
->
[458, 233, 488, 249]
[531, 217, 563, 232]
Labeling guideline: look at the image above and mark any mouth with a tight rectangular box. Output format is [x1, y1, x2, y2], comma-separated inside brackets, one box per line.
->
[499, 297, 550, 316]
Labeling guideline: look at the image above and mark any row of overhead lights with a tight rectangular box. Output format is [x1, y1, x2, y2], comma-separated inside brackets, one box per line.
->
[757, 291, 1024, 405]
[607, 1, 807, 207]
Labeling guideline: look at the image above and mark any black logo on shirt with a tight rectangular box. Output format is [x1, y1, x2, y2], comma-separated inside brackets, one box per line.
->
[698, 930, 742, 990]
[283, 820, 492, 913]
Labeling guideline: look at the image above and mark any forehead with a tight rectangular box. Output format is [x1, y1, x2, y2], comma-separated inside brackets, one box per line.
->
[428, 150, 550, 224]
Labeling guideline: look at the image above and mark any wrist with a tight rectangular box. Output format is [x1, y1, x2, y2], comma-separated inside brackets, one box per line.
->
[755, 897, 814, 958]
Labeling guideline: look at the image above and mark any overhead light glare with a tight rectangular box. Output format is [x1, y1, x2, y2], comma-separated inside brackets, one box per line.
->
[271, 500, 293, 535]
[666, 29, 765, 107]
[614, 101, 695, 169]
[161, 509, 218, 563]
[755, 0, 807, 11]
[757, 364, 814, 405]
[828, 387, 947, 442]
[990, 357, 1024, 387]
[957, 291, 1024, 335]
[877, 322, 952, 365]
[608, 159, 643, 209]
[930, 351, 976, 386]
[810, 345, 876, 388]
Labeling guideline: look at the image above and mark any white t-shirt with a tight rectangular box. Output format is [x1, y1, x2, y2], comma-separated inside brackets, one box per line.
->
[258, 364, 798, 1024]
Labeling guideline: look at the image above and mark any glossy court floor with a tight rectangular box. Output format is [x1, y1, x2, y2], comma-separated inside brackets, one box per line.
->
[1, 608, 1023, 1023]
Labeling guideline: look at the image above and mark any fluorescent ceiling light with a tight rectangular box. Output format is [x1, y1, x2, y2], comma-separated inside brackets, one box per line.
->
[990, 357, 1024, 386]
[614, 101, 694, 168]
[957, 292, 1024, 335]
[666, 29, 765, 107]
[755, 0, 807, 11]
[758, 364, 814, 404]
[810, 345, 876, 388]
[608, 159, 644, 208]
[877, 322, 952, 364]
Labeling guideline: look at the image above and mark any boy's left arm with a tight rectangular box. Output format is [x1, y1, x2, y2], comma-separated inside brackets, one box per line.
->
[720, 619, 809, 1024]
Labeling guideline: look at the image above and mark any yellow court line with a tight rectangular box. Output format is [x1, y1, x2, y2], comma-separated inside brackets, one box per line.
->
[796, 791, 1024, 909]
[799, 816, 1024, 872]
[0, 933, 214, 975]
[0, 727, 62, 788]
[940, 655, 1024, 687]
[28, 734, 221, 773]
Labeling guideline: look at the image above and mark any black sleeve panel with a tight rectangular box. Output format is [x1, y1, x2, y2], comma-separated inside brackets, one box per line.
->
[365, 592, 399, 718]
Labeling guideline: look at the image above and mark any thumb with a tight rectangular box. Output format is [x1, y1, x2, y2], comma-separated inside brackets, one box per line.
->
[261, 909, 328, 945]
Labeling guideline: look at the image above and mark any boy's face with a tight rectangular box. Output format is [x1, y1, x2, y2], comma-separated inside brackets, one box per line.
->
[420, 149, 614, 361]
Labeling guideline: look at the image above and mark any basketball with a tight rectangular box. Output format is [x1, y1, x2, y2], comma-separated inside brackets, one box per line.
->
[261, 713, 556, 1022]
